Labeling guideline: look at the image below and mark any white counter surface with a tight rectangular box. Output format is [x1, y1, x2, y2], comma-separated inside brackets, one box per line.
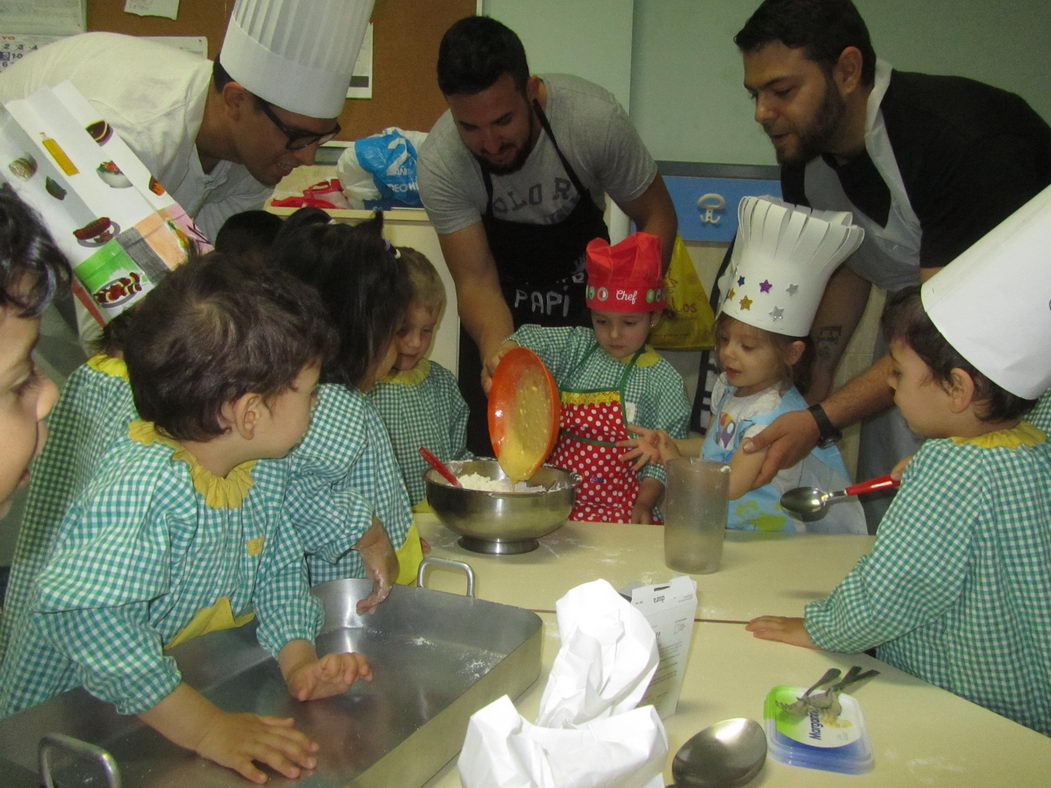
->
[427, 616, 1051, 786]
[417, 515, 874, 622]
[416, 515, 1050, 786]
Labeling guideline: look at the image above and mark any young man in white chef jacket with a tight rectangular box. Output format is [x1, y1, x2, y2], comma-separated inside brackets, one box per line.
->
[0, 0, 372, 344]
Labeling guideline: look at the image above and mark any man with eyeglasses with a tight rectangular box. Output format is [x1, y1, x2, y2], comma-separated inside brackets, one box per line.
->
[0, 0, 371, 344]
[0, 0, 368, 244]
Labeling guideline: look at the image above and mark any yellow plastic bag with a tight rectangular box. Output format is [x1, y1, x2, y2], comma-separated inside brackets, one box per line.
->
[650, 236, 716, 350]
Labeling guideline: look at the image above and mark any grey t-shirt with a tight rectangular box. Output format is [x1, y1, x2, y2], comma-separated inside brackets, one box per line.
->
[418, 74, 658, 236]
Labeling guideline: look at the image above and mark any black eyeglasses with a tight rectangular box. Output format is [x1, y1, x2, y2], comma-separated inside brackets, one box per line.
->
[258, 101, 340, 151]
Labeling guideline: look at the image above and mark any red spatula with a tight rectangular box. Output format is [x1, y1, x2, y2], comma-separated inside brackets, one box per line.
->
[419, 446, 462, 488]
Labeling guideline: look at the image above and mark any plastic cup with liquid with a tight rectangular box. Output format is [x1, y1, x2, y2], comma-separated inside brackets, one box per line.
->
[663, 457, 730, 574]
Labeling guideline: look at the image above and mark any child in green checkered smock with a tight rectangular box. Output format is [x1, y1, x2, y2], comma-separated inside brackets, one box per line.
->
[0, 353, 135, 662]
[0, 189, 67, 613]
[272, 216, 425, 594]
[1028, 389, 1051, 432]
[506, 323, 690, 522]
[287, 383, 418, 586]
[369, 247, 470, 509]
[0, 255, 376, 783]
[747, 286, 1051, 735]
[487, 233, 689, 524]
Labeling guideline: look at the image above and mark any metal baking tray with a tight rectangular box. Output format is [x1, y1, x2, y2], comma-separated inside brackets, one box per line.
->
[0, 558, 542, 786]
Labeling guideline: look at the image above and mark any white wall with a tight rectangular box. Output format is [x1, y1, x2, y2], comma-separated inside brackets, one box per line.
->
[484, 0, 635, 109]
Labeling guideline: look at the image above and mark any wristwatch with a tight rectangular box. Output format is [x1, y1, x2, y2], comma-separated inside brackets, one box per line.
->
[808, 403, 842, 448]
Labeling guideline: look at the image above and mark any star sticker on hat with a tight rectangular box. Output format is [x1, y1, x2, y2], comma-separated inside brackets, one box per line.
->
[737, 275, 746, 287]
[786, 283, 799, 295]
[727, 288, 736, 301]
[760, 280, 772, 293]
[740, 296, 752, 310]
[770, 306, 784, 320]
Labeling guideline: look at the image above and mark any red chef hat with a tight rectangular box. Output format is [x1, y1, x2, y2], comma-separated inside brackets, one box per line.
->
[585, 232, 666, 313]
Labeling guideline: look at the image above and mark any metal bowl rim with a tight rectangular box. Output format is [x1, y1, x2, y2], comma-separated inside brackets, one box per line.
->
[424, 462, 580, 497]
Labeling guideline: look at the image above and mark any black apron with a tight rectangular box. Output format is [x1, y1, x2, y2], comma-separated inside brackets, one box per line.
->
[460, 99, 610, 454]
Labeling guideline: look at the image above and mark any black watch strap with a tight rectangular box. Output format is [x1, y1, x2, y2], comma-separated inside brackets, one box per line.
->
[808, 403, 842, 448]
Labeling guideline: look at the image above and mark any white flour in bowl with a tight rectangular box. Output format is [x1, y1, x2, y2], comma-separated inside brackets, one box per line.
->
[456, 473, 546, 493]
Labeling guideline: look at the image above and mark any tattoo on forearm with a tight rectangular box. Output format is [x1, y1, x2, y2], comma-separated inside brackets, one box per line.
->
[815, 327, 843, 362]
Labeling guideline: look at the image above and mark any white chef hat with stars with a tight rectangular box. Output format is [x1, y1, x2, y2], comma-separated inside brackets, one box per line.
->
[923, 183, 1051, 400]
[720, 196, 864, 337]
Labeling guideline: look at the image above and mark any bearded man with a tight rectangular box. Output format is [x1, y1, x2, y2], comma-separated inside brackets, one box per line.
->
[733, 0, 1051, 530]
[417, 16, 676, 452]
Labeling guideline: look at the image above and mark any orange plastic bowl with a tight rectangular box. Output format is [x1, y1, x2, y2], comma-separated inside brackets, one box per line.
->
[487, 347, 561, 481]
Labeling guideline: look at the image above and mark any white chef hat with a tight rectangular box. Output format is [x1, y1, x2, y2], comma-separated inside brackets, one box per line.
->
[220, 0, 374, 119]
[720, 196, 864, 337]
[922, 184, 1051, 400]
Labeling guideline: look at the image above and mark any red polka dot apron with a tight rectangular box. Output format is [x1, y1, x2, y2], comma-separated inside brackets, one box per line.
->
[550, 346, 644, 523]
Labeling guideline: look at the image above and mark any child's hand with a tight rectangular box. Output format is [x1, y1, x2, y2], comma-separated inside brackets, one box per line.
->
[195, 711, 319, 784]
[617, 424, 678, 469]
[745, 616, 817, 649]
[285, 651, 373, 701]
[481, 340, 520, 395]
[139, 684, 320, 785]
[355, 519, 398, 614]
[890, 454, 913, 481]
[630, 503, 654, 524]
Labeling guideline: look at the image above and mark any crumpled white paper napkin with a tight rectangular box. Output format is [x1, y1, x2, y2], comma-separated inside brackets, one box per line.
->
[457, 579, 668, 788]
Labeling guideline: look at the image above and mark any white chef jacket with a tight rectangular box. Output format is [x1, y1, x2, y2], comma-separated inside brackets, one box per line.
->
[0, 33, 274, 342]
[1, 33, 273, 241]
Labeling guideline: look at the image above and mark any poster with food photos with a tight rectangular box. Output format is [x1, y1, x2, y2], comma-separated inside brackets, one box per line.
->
[0, 81, 208, 325]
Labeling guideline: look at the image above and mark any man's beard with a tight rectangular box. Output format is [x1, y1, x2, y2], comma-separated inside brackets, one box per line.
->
[774, 75, 847, 166]
[473, 109, 538, 175]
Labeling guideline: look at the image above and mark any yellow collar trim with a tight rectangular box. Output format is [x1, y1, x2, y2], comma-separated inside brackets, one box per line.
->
[951, 422, 1045, 449]
[617, 346, 662, 368]
[128, 420, 256, 508]
[562, 390, 623, 406]
[87, 352, 129, 382]
[381, 359, 430, 385]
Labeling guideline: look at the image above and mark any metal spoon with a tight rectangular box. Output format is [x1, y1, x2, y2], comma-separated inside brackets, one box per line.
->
[780, 474, 899, 521]
[800, 666, 880, 719]
[670, 717, 767, 788]
[775, 666, 840, 712]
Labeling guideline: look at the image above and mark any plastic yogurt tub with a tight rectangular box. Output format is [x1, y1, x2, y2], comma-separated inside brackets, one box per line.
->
[763, 685, 874, 774]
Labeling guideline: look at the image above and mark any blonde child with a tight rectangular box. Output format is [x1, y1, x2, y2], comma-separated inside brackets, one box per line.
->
[747, 188, 1051, 735]
[270, 215, 425, 590]
[0, 253, 376, 782]
[370, 247, 470, 509]
[488, 232, 689, 524]
[625, 198, 866, 533]
[0, 189, 67, 518]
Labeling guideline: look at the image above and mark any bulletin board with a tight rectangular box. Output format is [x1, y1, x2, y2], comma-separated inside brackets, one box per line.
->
[85, 0, 474, 138]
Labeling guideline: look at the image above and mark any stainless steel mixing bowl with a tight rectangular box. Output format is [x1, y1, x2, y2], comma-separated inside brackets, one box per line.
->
[425, 458, 577, 554]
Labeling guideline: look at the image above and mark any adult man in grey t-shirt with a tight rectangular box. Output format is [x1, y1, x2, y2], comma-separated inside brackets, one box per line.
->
[418, 16, 676, 451]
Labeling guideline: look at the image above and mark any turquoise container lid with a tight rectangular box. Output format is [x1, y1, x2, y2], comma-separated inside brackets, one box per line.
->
[763, 685, 874, 774]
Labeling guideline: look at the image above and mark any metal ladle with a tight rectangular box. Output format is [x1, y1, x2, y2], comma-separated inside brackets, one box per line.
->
[780, 474, 899, 522]
[670, 717, 767, 788]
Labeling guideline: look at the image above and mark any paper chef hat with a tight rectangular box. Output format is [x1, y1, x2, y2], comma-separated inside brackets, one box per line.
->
[220, 0, 374, 119]
[922, 184, 1051, 400]
[585, 232, 666, 313]
[721, 196, 864, 336]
